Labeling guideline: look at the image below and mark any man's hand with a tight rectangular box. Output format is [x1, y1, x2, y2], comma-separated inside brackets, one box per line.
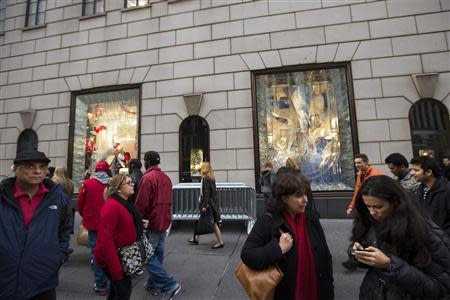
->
[346, 208, 353, 216]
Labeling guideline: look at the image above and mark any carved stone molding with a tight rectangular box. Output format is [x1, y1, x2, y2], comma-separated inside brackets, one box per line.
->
[20, 110, 36, 129]
[411, 73, 439, 99]
[183, 93, 203, 116]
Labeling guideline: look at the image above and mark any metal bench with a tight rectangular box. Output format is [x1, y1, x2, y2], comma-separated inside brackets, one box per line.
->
[172, 182, 256, 233]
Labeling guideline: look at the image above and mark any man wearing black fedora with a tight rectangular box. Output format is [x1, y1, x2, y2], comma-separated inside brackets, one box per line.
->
[0, 150, 73, 300]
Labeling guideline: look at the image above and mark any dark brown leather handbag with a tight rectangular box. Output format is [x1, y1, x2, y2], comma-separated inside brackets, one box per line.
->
[234, 260, 284, 300]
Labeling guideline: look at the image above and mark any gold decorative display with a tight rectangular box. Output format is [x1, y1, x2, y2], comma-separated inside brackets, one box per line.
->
[190, 148, 203, 176]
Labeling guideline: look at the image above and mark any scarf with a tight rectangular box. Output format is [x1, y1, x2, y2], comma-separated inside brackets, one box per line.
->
[94, 172, 111, 185]
[283, 212, 318, 300]
[112, 193, 144, 239]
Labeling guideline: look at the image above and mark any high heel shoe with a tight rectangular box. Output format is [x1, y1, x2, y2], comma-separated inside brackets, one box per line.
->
[188, 238, 199, 245]
[211, 243, 224, 249]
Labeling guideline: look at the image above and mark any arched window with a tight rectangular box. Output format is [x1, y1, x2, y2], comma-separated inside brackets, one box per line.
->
[409, 98, 450, 159]
[179, 116, 210, 183]
[17, 128, 38, 154]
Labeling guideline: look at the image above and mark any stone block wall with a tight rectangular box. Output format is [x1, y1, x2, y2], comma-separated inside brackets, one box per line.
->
[0, 0, 449, 186]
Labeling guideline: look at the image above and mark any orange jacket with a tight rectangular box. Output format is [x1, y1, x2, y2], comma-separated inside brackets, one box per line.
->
[348, 165, 383, 209]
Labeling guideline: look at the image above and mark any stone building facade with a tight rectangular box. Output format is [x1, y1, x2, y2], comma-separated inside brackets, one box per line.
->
[0, 0, 449, 212]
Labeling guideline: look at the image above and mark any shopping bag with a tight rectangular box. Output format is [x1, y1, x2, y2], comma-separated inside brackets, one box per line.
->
[77, 224, 89, 247]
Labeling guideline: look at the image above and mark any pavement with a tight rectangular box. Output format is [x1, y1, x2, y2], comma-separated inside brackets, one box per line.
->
[57, 213, 365, 299]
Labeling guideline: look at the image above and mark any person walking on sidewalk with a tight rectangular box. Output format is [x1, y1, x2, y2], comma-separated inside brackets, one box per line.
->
[241, 172, 334, 300]
[384, 153, 419, 195]
[78, 161, 111, 296]
[347, 154, 383, 216]
[135, 151, 181, 300]
[0, 150, 73, 300]
[349, 175, 450, 299]
[411, 156, 450, 238]
[94, 174, 146, 300]
[188, 162, 224, 249]
[343, 153, 382, 271]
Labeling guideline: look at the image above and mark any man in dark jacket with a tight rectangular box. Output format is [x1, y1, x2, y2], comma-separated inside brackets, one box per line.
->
[411, 156, 450, 237]
[385, 153, 419, 194]
[442, 155, 450, 181]
[0, 150, 73, 300]
[135, 151, 181, 300]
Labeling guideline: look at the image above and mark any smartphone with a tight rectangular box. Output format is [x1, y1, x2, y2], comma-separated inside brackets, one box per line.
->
[351, 247, 366, 255]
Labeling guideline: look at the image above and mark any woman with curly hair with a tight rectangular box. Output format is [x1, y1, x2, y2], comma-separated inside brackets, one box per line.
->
[349, 175, 450, 299]
[241, 172, 334, 299]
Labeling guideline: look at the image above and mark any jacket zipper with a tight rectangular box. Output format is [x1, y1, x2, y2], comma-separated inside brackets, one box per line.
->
[15, 216, 28, 299]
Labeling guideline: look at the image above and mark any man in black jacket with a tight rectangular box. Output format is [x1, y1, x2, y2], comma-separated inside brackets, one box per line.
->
[411, 156, 450, 237]
[0, 150, 73, 300]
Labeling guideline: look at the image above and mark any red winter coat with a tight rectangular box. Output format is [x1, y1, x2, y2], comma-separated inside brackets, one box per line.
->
[78, 178, 107, 230]
[94, 197, 137, 281]
[135, 166, 172, 232]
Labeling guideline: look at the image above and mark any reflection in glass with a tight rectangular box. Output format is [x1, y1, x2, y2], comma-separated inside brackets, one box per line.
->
[72, 89, 139, 190]
[256, 67, 355, 191]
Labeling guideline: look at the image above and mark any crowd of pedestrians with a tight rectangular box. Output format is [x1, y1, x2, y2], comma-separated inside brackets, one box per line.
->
[1, 146, 449, 300]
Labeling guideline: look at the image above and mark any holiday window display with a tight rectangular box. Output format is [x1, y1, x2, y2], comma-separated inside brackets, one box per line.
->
[71, 89, 139, 190]
[256, 67, 355, 191]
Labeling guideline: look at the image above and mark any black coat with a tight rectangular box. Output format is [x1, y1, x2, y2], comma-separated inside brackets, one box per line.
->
[200, 176, 220, 223]
[130, 169, 143, 203]
[358, 221, 450, 300]
[241, 212, 334, 300]
[419, 176, 450, 237]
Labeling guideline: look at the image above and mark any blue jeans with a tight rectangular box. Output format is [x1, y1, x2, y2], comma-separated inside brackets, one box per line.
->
[88, 230, 109, 290]
[145, 230, 178, 293]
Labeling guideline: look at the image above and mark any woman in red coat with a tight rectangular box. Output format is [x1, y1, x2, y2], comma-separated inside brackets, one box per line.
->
[94, 174, 147, 300]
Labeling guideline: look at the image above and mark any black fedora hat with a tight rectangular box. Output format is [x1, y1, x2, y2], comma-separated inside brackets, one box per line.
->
[14, 150, 51, 165]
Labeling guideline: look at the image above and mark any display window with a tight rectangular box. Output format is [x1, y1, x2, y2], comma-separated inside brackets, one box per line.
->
[179, 116, 210, 183]
[254, 65, 357, 191]
[70, 88, 140, 189]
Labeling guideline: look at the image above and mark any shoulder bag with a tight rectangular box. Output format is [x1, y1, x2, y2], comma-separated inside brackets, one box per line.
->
[117, 232, 154, 276]
[234, 260, 283, 300]
[194, 208, 215, 235]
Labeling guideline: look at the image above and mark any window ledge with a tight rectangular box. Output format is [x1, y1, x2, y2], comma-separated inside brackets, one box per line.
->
[22, 24, 46, 32]
[79, 12, 106, 21]
[122, 4, 151, 12]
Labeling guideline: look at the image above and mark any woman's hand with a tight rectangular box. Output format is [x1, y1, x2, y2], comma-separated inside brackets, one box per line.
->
[354, 246, 391, 270]
[142, 219, 149, 229]
[279, 232, 293, 254]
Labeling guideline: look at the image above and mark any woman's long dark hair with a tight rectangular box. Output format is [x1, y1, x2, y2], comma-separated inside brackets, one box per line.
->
[351, 175, 431, 266]
[267, 173, 307, 215]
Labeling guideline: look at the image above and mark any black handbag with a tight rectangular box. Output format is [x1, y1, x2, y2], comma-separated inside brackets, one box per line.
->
[117, 233, 154, 276]
[195, 209, 215, 235]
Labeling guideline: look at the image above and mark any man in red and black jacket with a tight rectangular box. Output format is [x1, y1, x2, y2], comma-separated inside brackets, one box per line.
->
[78, 161, 111, 295]
[135, 151, 181, 299]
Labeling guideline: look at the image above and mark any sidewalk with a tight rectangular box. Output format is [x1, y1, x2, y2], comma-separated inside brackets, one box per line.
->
[57, 214, 364, 299]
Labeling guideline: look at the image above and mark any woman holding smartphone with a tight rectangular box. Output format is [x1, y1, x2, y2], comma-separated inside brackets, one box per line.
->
[350, 175, 450, 299]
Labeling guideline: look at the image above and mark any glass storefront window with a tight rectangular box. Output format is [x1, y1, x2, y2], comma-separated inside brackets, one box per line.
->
[71, 88, 139, 189]
[255, 66, 356, 191]
[179, 116, 210, 183]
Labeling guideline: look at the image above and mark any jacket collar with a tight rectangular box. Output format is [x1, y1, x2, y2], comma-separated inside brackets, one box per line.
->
[145, 166, 161, 174]
[427, 176, 449, 195]
[1, 177, 60, 208]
